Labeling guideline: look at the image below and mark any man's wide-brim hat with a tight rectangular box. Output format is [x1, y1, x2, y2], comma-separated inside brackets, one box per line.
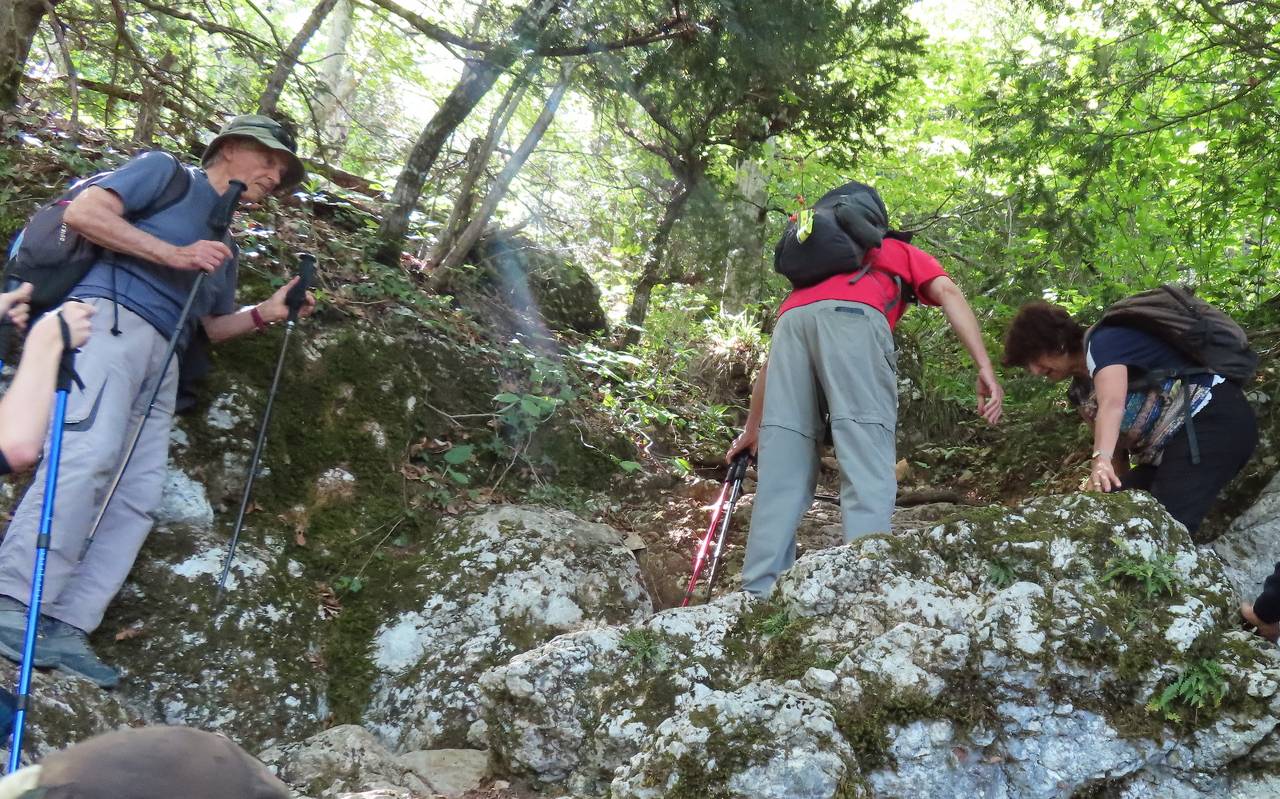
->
[202, 114, 306, 194]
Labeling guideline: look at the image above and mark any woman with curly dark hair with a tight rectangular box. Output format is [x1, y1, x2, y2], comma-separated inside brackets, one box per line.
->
[1002, 300, 1256, 535]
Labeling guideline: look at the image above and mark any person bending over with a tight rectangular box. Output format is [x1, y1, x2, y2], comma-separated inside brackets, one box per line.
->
[1002, 301, 1256, 534]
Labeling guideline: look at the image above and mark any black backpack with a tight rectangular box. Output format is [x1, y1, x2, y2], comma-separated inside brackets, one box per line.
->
[1088, 284, 1258, 387]
[4, 152, 191, 311]
[773, 181, 889, 289]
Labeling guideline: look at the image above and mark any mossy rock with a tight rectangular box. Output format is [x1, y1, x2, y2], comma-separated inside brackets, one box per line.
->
[478, 493, 1280, 797]
[472, 234, 608, 336]
[363, 505, 653, 752]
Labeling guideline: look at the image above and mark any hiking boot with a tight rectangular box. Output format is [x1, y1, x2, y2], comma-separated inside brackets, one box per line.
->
[39, 620, 119, 689]
[0, 597, 56, 668]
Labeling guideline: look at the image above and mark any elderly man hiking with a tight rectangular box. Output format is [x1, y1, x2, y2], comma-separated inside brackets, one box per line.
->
[727, 182, 1003, 597]
[0, 115, 316, 688]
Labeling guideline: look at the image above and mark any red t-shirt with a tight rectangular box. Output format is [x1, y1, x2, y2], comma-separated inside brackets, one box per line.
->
[776, 239, 949, 329]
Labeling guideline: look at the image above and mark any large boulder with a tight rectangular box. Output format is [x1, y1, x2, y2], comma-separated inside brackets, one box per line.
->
[363, 505, 653, 751]
[1212, 468, 1280, 602]
[472, 234, 608, 336]
[0, 664, 137, 767]
[260, 725, 490, 798]
[479, 492, 1280, 798]
[100, 526, 326, 750]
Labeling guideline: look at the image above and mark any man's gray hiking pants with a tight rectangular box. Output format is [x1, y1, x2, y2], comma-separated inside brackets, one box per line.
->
[0, 298, 177, 632]
[741, 300, 898, 597]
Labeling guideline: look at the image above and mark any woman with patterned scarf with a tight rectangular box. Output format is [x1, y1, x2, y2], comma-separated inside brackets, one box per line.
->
[1002, 300, 1257, 535]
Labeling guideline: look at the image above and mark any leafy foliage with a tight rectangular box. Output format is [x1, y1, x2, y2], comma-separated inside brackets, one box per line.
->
[1146, 658, 1229, 724]
[1102, 540, 1181, 600]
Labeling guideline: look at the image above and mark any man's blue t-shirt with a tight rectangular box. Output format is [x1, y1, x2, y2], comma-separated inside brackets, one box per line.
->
[71, 151, 238, 340]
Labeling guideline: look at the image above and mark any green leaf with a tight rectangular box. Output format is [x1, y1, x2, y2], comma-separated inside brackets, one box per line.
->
[446, 468, 471, 485]
[618, 460, 643, 473]
[494, 392, 521, 404]
[443, 444, 474, 465]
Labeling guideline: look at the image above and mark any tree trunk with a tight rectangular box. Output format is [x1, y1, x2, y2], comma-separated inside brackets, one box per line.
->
[720, 158, 769, 313]
[257, 0, 341, 118]
[621, 179, 694, 347]
[314, 0, 355, 156]
[433, 68, 571, 282]
[426, 62, 535, 266]
[0, 0, 56, 110]
[371, 0, 557, 266]
[134, 51, 175, 146]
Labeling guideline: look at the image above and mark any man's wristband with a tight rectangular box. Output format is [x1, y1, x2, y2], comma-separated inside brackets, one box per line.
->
[250, 305, 268, 332]
[1091, 450, 1113, 461]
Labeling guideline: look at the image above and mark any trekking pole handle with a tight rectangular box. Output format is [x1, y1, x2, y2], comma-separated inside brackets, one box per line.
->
[54, 304, 84, 394]
[728, 451, 752, 483]
[285, 252, 315, 323]
[212, 180, 246, 236]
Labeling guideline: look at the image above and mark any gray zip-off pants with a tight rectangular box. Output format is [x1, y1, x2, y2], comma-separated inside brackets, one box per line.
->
[741, 300, 898, 597]
[0, 298, 177, 632]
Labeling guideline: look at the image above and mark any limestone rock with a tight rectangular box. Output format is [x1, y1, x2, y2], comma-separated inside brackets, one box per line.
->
[1212, 468, 1280, 601]
[260, 725, 432, 798]
[609, 683, 863, 799]
[155, 462, 215, 530]
[0, 664, 138, 767]
[99, 529, 325, 752]
[364, 505, 653, 751]
[478, 492, 1280, 797]
[397, 749, 489, 797]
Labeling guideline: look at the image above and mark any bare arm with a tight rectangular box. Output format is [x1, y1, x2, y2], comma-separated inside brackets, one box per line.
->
[1088, 364, 1127, 491]
[920, 276, 1004, 424]
[63, 187, 229, 273]
[201, 275, 317, 344]
[0, 303, 94, 471]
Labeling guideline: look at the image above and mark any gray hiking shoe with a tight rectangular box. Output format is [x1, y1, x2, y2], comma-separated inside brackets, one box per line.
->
[40, 620, 119, 689]
[0, 597, 56, 668]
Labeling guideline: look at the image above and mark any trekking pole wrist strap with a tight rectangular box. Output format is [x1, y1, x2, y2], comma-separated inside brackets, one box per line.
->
[250, 304, 268, 332]
[54, 309, 84, 393]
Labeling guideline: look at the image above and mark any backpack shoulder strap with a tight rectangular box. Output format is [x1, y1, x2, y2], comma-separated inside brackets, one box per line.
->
[123, 152, 191, 223]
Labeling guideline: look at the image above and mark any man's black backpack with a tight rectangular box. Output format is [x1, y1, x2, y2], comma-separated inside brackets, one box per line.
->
[4, 152, 190, 311]
[1089, 284, 1258, 387]
[773, 181, 889, 289]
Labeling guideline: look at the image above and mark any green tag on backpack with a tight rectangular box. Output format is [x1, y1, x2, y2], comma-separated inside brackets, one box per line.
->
[796, 208, 814, 242]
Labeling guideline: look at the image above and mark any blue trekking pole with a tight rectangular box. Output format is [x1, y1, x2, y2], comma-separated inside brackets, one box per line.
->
[7, 309, 82, 772]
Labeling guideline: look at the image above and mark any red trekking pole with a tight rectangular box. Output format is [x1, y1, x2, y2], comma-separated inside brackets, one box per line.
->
[681, 452, 751, 606]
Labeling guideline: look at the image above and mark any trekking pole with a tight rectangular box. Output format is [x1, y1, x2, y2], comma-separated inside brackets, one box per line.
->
[702, 452, 751, 602]
[216, 252, 315, 601]
[680, 452, 751, 607]
[78, 180, 246, 562]
[7, 311, 82, 773]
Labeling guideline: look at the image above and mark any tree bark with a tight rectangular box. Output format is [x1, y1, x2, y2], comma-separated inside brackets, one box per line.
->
[257, 0, 341, 118]
[314, 0, 355, 157]
[719, 158, 769, 314]
[426, 62, 534, 266]
[621, 179, 694, 347]
[133, 50, 175, 146]
[433, 67, 571, 283]
[371, 0, 557, 266]
[0, 0, 56, 110]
